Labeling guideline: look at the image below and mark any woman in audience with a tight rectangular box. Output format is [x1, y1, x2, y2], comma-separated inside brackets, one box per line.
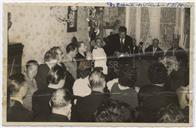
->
[75, 41, 93, 78]
[32, 64, 66, 121]
[156, 104, 188, 123]
[23, 60, 39, 111]
[72, 68, 108, 121]
[138, 62, 178, 122]
[7, 74, 33, 122]
[35, 49, 58, 90]
[94, 99, 135, 122]
[48, 89, 73, 122]
[72, 60, 92, 97]
[92, 37, 108, 75]
[107, 64, 138, 109]
[64, 43, 78, 79]
[50, 46, 66, 70]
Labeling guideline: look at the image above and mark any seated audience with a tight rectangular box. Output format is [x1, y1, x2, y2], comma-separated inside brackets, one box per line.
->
[23, 60, 39, 111]
[72, 60, 92, 97]
[94, 99, 135, 122]
[107, 64, 138, 109]
[138, 62, 178, 122]
[7, 74, 33, 122]
[64, 43, 78, 79]
[32, 64, 66, 121]
[35, 48, 58, 90]
[166, 35, 188, 67]
[145, 38, 164, 61]
[156, 104, 188, 123]
[92, 37, 108, 74]
[48, 89, 73, 122]
[73, 68, 108, 121]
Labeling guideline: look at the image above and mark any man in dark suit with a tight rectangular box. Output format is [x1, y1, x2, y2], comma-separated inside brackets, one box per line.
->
[104, 26, 133, 80]
[105, 26, 133, 56]
[7, 74, 33, 122]
[145, 38, 164, 61]
[72, 69, 108, 122]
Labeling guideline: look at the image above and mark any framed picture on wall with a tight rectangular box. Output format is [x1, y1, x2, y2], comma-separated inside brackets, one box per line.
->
[67, 6, 78, 32]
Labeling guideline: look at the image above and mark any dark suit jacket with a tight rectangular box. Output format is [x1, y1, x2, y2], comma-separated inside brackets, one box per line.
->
[35, 63, 50, 90]
[48, 113, 69, 122]
[73, 91, 108, 122]
[166, 47, 188, 66]
[105, 34, 133, 56]
[7, 100, 33, 122]
[138, 84, 178, 122]
[145, 45, 164, 60]
[32, 88, 54, 121]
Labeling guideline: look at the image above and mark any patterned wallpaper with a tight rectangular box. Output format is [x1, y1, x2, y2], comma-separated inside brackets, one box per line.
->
[8, 5, 89, 68]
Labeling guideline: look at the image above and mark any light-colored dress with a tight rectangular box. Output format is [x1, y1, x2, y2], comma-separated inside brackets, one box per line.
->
[72, 76, 91, 97]
[92, 47, 108, 74]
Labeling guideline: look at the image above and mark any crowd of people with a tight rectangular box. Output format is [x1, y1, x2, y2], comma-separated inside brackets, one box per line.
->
[7, 26, 189, 123]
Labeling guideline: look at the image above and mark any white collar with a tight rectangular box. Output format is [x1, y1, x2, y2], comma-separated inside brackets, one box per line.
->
[48, 80, 65, 89]
[154, 83, 164, 87]
[10, 97, 23, 104]
[118, 84, 130, 90]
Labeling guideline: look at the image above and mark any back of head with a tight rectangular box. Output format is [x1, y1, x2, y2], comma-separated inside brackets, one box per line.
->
[8, 73, 26, 97]
[44, 49, 58, 62]
[156, 104, 188, 123]
[89, 68, 105, 90]
[94, 100, 134, 122]
[148, 62, 167, 84]
[50, 88, 72, 108]
[119, 64, 137, 88]
[47, 64, 65, 89]
[66, 43, 77, 53]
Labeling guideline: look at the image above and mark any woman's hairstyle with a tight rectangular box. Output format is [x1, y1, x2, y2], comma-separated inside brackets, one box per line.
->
[148, 62, 168, 84]
[89, 67, 105, 89]
[50, 46, 61, 53]
[118, 64, 137, 87]
[25, 60, 39, 69]
[66, 43, 77, 53]
[47, 64, 65, 84]
[8, 73, 26, 96]
[44, 49, 58, 62]
[94, 100, 134, 122]
[156, 104, 188, 123]
[50, 88, 72, 108]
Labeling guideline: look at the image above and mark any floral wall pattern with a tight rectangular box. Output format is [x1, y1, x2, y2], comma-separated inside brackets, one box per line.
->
[8, 5, 89, 68]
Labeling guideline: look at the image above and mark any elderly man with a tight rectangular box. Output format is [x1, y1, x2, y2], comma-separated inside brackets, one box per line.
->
[145, 38, 164, 61]
[48, 89, 72, 122]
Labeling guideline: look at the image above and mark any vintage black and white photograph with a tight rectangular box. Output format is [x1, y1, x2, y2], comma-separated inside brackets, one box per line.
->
[3, 2, 193, 126]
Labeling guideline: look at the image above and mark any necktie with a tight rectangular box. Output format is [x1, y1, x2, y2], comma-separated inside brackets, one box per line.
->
[120, 38, 123, 51]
